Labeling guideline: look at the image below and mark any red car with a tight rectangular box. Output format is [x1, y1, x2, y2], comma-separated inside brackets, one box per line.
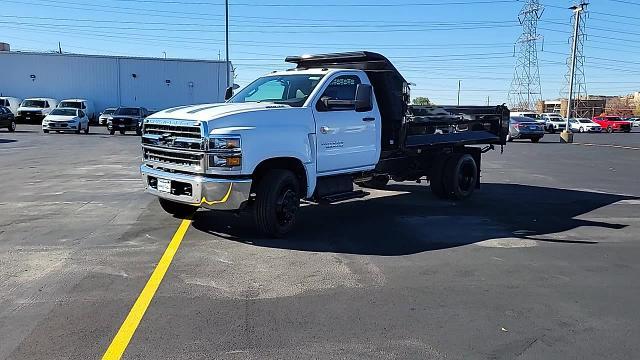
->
[592, 115, 632, 133]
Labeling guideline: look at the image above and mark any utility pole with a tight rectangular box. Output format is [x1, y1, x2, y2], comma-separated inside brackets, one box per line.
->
[562, 2, 588, 144]
[225, 0, 230, 90]
[457, 80, 461, 106]
[58, 42, 62, 54]
[487, 96, 490, 106]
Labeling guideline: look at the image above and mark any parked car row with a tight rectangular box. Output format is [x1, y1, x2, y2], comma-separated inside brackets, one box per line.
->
[510, 111, 636, 134]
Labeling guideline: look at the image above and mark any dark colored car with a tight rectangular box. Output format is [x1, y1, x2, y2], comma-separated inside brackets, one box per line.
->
[507, 116, 544, 143]
[107, 107, 149, 135]
[0, 106, 17, 132]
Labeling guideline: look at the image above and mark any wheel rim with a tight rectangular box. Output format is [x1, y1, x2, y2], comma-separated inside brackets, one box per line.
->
[458, 160, 476, 193]
[10, 121, 16, 131]
[276, 188, 298, 227]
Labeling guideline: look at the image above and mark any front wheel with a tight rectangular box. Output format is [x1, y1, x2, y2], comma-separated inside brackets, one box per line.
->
[607, 126, 613, 133]
[8, 120, 16, 132]
[158, 198, 196, 218]
[531, 137, 541, 143]
[136, 126, 142, 136]
[549, 126, 556, 134]
[119, 129, 126, 135]
[84, 123, 90, 134]
[253, 169, 301, 238]
[75, 124, 81, 134]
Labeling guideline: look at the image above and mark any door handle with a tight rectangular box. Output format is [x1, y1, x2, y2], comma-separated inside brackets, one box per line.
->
[320, 126, 330, 134]
[362, 117, 375, 122]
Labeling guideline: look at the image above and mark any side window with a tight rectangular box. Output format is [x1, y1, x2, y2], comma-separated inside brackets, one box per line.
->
[44, 101, 50, 108]
[78, 110, 85, 118]
[319, 75, 361, 111]
[0, 108, 5, 114]
[81, 103, 86, 109]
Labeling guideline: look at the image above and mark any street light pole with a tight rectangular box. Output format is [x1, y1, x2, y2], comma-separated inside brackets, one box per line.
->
[457, 80, 461, 106]
[225, 0, 230, 89]
[563, 2, 587, 143]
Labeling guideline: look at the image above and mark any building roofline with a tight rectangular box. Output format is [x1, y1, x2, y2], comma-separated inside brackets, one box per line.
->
[0, 50, 228, 64]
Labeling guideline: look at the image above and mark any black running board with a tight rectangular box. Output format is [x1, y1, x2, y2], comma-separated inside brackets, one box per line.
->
[318, 190, 369, 204]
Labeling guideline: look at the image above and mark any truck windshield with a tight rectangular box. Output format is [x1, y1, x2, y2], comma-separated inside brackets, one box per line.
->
[229, 74, 325, 107]
[59, 102, 82, 109]
[22, 100, 46, 108]
[115, 108, 140, 116]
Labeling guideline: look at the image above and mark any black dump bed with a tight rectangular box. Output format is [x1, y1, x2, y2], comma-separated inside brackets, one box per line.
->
[286, 51, 509, 151]
[405, 105, 509, 148]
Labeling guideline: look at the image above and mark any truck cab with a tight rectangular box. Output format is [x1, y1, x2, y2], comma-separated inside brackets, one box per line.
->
[140, 52, 508, 237]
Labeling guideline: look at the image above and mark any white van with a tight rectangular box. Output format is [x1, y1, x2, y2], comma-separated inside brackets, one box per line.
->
[17, 98, 59, 123]
[0, 97, 22, 115]
[58, 99, 97, 124]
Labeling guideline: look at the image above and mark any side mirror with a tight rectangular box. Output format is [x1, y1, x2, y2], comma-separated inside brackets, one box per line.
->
[224, 87, 233, 101]
[355, 84, 373, 112]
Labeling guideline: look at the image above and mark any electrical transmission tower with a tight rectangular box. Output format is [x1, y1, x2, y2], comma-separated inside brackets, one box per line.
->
[509, 0, 544, 111]
[562, 2, 589, 119]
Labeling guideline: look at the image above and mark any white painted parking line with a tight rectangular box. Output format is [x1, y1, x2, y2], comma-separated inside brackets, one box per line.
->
[573, 143, 640, 151]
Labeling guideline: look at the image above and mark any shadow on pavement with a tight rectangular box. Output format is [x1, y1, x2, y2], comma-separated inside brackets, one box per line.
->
[191, 183, 634, 256]
[0, 138, 17, 144]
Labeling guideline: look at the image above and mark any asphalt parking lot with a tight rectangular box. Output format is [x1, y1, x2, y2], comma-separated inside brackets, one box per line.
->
[1, 125, 639, 360]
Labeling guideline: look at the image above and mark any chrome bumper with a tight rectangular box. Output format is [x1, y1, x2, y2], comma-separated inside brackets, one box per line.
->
[140, 164, 252, 210]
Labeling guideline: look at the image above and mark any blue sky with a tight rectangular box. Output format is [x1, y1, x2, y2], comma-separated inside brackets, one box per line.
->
[3, 0, 639, 105]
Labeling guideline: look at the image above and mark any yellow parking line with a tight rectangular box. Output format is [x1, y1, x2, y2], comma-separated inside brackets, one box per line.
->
[102, 219, 192, 360]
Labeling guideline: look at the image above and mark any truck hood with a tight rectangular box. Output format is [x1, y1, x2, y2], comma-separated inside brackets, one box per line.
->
[18, 107, 46, 112]
[149, 102, 292, 122]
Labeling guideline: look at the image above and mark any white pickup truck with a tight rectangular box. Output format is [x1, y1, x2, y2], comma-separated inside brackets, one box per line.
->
[140, 52, 509, 237]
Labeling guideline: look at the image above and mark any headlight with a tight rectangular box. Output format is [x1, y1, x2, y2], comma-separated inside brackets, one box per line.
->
[207, 135, 241, 170]
[107, 116, 114, 120]
[209, 136, 240, 150]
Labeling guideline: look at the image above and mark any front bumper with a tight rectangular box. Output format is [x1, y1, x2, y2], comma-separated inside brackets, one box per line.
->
[44, 122, 79, 131]
[140, 164, 252, 210]
[17, 114, 45, 123]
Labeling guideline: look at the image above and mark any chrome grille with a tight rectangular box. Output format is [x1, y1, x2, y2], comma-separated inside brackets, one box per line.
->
[144, 123, 202, 138]
[143, 147, 205, 171]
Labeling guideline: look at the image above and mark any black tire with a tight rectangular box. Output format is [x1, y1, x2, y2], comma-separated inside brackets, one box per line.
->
[624, 129, 631, 133]
[531, 137, 541, 143]
[442, 153, 478, 200]
[136, 126, 142, 136]
[43, 129, 49, 134]
[119, 129, 126, 135]
[75, 124, 81, 134]
[355, 175, 390, 189]
[607, 126, 613, 133]
[8, 120, 16, 132]
[158, 198, 196, 218]
[429, 154, 449, 199]
[254, 169, 301, 238]
[84, 123, 90, 134]
[109, 128, 115, 135]
[549, 126, 556, 134]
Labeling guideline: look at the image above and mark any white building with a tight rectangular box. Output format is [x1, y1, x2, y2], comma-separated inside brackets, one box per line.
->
[0, 50, 232, 112]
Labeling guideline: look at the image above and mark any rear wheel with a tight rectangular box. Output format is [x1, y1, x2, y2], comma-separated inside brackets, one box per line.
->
[8, 120, 16, 132]
[355, 175, 390, 189]
[549, 126, 556, 134]
[531, 137, 541, 143]
[119, 129, 126, 135]
[579, 127, 584, 133]
[109, 128, 115, 135]
[607, 126, 613, 133]
[84, 123, 90, 134]
[158, 198, 196, 218]
[442, 153, 478, 200]
[136, 126, 142, 136]
[254, 169, 300, 238]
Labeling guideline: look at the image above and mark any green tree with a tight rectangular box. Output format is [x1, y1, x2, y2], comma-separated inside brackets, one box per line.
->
[412, 97, 432, 106]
